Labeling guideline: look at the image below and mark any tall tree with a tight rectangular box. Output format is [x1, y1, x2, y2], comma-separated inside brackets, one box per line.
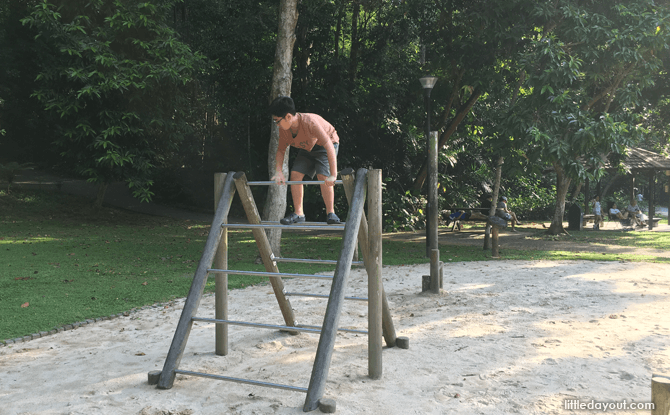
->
[21, 0, 204, 206]
[511, 0, 670, 234]
[410, 0, 538, 191]
[262, 0, 299, 254]
[0, 0, 55, 164]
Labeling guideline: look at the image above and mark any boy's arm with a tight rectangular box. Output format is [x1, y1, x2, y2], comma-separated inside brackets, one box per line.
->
[272, 138, 289, 184]
[311, 122, 338, 184]
[321, 139, 338, 186]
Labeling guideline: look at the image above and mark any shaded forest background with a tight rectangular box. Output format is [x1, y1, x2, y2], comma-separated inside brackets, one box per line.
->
[2, 0, 670, 232]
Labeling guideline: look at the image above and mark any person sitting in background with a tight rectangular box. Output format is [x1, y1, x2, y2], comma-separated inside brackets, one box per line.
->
[591, 195, 602, 230]
[609, 202, 629, 220]
[496, 196, 522, 232]
[626, 198, 647, 227]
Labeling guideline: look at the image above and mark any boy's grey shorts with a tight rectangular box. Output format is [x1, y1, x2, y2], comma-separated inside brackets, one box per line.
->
[293, 143, 339, 179]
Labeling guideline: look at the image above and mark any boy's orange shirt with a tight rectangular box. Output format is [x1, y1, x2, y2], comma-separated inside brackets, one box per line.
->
[277, 113, 339, 153]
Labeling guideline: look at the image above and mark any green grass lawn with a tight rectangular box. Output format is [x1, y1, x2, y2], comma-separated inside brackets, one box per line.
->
[1, 188, 669, 341]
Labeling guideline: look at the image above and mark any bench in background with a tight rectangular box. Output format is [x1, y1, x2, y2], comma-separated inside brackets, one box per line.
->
[445, 207, 498, 231]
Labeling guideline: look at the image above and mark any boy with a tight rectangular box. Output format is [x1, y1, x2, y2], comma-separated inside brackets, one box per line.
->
[269, 96, 341, 225]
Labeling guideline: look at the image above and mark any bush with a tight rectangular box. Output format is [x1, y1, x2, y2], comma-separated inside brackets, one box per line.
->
[504, 174, 556, 221]
[381, 188, 426, 232]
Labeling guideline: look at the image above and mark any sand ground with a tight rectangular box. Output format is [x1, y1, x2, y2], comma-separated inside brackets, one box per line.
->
[2, 260, 670, 415]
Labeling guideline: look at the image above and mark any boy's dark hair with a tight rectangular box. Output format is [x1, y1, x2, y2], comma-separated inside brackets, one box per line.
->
[269, 96, 296, 117]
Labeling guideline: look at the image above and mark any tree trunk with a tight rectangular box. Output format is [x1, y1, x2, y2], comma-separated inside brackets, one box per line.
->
[94, 182, 108, 209]
[334, 1, 343, 59]
[484, 156, 503, 250]
[569, 182, 582, 205]
[349, 0, 360, 83]
[600, 173, 620, 200]
[262, 0, 299, 256]
[547, 163, 571, 235]
[484, 71, 524, 247]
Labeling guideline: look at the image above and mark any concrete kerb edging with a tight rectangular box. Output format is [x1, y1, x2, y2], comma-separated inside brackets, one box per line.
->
[0, 296, 190, 348]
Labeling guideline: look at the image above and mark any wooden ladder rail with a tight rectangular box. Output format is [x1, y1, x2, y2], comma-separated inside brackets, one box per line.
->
[157, 172, 237, 389]
[341, 169, 397, 369]
[303, 167, 369, 411]
[232, 171, 297, 330]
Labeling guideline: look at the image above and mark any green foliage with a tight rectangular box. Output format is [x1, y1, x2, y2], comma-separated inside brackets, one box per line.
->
[381, 186, 426, 233]
[4, 0, 670, 222]
[503, 173, 557, 220]
[516, 0, 670, 179]
[501, 0, 670, 231]
[171, 0, 278, 177]
[21, 0, 206, 201]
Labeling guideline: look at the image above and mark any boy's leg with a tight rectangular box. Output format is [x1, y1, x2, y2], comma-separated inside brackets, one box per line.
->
[289, 170, 306, 216]
[316, 173, 335, 214]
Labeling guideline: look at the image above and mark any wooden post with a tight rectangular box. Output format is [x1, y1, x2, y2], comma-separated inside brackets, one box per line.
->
[157, 172, 237, 389]
[214, 173, 228, 356]
[367, 169, 383, 380]
[341, 169, 396, 347]
[427, 131, 439, 258]
[428, 131, 440, 290]
[430, 249, 440, 293]
[652, 374, 670, 415]
[649, 170, 656, 230]
[233, 172, 297, 329]
[491, 227, 500, 258]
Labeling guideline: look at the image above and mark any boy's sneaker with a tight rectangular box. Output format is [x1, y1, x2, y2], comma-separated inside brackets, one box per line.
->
[326, 212, 341, 224]
[280, 213, 305, 225]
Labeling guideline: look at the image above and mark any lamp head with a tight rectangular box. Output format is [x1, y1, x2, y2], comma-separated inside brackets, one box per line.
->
[419, 76, 438, 90]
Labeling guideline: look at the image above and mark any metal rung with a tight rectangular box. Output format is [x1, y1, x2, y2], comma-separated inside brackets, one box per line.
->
[298, 324, 368, 335]
[192, 317, 366, 335]
[246, 180, 343, 186]
[207, 269, 333, 280]
[221, 222, 345, 231]
[174, 369, 308, 393]
[271, 256, 364, 266]
[285, 292, 368, 302]
[192, 317, 320, 333]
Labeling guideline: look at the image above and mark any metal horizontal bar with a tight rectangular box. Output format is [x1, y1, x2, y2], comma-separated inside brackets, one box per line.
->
[174, 369, 308, 393]
[192, 317, 365, 335]
[247, 180, 343, 186]
[298, 324, 368, 335]
[207, 269, 333, 280]
[272, 256, 364, 266]
[192, 317, 321, 333]
[221, 222, 345, 231]
[285, 292, 368, 302]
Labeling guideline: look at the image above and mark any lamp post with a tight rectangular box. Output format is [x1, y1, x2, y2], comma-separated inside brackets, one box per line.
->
[420, 76, 438, 258]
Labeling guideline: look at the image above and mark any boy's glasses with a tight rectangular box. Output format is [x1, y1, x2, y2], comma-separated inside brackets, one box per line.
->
[273, 116, 285, 125]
